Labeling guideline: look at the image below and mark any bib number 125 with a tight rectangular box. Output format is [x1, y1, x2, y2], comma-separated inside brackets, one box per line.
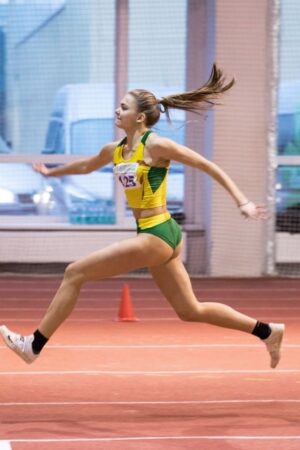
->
[119, 174, 138, 189]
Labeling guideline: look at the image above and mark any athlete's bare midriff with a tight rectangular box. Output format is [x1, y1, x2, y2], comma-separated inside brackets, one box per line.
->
[132, 205, 167, 219]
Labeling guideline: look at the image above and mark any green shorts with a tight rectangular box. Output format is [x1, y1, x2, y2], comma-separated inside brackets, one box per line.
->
[137, 217, 182, 250]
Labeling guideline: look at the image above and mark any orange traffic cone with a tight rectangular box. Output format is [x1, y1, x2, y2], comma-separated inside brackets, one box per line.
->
[116, 283, 138, 322]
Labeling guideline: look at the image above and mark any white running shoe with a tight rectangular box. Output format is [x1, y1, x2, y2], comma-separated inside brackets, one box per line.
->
[0, 325, 38, 364]
[264, 323, 285, 369]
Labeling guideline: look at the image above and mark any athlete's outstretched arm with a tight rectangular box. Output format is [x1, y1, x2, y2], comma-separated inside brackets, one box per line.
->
[32, 141, 118, 177]
[149, 137, 266, 219]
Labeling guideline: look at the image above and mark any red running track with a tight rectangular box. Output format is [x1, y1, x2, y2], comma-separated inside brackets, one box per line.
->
[0, 276, 299, 450]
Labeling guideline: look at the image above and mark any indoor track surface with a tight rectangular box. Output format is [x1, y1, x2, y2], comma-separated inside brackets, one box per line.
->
[0, 276, 299, 450]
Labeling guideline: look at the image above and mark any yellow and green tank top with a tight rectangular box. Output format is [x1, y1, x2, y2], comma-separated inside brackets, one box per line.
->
[113, 130, 169, 209]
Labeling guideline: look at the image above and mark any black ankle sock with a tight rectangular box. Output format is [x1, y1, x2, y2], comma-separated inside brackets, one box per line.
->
[32, 329, 49, 354]
[251, 321, 272, 340]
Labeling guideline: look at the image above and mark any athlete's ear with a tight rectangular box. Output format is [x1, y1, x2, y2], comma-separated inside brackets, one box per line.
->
[136, 113, 146, 123]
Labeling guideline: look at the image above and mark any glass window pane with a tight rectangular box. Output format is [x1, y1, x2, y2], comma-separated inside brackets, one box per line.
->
[71, 119, 114, 155]
[0, 163, 43, 215]
[0, 162, 115, 224]
[276, 1, 300, 236]
[277, 82, 300, 155]
[128, 0, 186, 87]
[277, 1, 300, 156]
[43, 120, 64, 154]
[2, 1, 115, 155]
[154, 118, 185, 146]
[0, 135, 11, 153]
[276, 165, 300, 233]
[64, 166, 115, 224]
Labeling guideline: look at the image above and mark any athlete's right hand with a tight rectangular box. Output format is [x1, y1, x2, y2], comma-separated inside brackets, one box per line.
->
[32, 162, 50, 176]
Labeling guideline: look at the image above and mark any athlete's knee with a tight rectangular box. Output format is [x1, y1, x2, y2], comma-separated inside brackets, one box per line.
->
[176, 308, 199, 322]
[64, 262, 87, 286]
[176, 304, 204, 322]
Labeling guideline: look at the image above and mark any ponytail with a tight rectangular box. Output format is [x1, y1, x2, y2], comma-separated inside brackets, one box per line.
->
[129, 64, 234, 127]
[158, 64, 235, 119]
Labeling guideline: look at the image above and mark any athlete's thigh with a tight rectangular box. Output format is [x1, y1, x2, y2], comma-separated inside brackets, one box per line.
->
[70, 233, 174, 281]
[150, 255, 199, 312]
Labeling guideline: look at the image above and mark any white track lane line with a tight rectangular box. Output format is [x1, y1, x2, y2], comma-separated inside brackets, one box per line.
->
[0, 287, 163, 292]
[0, 442, 12, 450]
[0, 307, 172, 311]
[0, 343, 299, 349]
[1, 399, 300, 407]
[0, 316, 298, 322]
[1, 286, 300, 292]
[6, 436, 300, 443]
[1, 306, 300, 311]
[0, 297, 298, 302]
[0, 369, 299, 376]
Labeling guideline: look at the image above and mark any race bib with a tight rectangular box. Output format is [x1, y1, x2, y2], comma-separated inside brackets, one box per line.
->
[114, 163, 142, 190]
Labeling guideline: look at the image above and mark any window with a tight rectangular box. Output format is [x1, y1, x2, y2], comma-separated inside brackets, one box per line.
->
[71, 119, 114, 155]
[44, 120, 64, 154]
[276, 0, 300, 233]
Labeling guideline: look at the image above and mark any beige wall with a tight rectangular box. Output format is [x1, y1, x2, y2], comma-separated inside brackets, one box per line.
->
[210, 0, 273, 276]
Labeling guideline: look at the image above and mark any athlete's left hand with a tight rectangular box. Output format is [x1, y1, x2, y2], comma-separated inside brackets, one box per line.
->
[239, 201, 268, 220]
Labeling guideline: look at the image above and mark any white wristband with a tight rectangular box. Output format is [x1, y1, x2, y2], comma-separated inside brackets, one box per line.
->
[239, 200, 250, 208]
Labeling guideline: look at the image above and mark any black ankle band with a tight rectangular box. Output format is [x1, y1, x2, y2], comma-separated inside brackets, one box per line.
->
[251, 321, 272, 340]
[32, 329, 48, 354]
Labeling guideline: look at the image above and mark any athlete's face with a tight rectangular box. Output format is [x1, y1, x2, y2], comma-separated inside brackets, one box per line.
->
[115, 94, 142, 129]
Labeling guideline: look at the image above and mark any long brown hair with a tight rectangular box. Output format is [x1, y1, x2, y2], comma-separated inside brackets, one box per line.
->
[128, 64, 235, 127]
